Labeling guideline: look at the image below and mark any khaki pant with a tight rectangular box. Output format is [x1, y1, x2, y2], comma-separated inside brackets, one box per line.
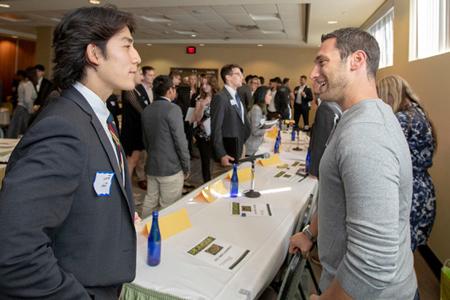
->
[135, 151, 147, 181]
[142, 171, 184, 216]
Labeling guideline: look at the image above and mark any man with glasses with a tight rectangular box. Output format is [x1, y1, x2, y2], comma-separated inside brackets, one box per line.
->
[141, 75, 190, 215]
[211, 64, 251, 166]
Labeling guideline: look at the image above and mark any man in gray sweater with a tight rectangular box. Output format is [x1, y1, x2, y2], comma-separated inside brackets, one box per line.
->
[290, 28, 417, 299]
[141, 75, 190, 216]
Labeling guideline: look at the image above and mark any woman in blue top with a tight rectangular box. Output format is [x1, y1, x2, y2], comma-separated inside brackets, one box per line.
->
[377, 75, 437, 251]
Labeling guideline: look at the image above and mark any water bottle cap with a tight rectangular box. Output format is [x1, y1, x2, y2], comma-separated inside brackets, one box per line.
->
[152, 210, 159, 217]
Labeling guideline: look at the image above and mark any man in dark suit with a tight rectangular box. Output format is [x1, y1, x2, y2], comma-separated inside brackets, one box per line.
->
[293, 75, 313, 130]
[136, 65, 154, 104]
[0, 6, 141, 299]
[211, 64, 251, 166]
[34, 64, 54, 107]
[237, 74, 253, 111]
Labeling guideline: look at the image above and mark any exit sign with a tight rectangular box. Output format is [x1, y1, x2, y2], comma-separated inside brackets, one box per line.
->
[186, 46, 196, 54]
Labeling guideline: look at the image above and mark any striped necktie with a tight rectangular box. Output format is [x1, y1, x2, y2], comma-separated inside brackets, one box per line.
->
[106, 114, 124, 184]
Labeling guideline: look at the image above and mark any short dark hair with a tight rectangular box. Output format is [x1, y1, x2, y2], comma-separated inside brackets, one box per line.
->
[300, 75, 307, 80]
[259, 76, 265, 84]
[282, 77, 289, 84]
[270, 77, 281, 84]
[142, 66, 155, 76]
[52, 5, 135, 90]
[321, 27, 380, 78]
[152, 75, 173, 98]
[220, 64, 242, 83]
[35, 64, 45, 71]
[245, 74, 254, 84]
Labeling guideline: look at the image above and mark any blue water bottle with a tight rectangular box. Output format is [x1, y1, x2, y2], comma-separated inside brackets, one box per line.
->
[147, 211, 161, 266]
[274, 130, 281, 153]
[305, 149, 311, 174]
[230, 163, 239, 198]
[291, 126, 296, 141]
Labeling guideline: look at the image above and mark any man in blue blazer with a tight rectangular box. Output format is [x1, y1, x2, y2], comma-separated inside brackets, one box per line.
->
[0, 6, 141, 299]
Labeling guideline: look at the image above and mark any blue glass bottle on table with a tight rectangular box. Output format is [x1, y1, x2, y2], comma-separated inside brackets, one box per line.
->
[274, 129, 281, 153]
[147, 210, 161, 266]
[230, 163, 239, 198]
[305, 149, 311, 174]
[291, 126, 296, 141]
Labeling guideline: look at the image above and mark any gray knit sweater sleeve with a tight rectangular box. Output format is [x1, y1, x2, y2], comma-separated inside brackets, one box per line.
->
[334, 122, 402, 296]
[317, 99, 416, 300]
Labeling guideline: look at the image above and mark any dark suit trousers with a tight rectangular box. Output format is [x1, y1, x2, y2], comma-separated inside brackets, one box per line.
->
[294, 103, 310, 127]
[196, 136, 212, 183]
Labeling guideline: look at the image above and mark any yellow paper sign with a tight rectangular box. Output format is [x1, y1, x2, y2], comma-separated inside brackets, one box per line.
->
[227, 166, 252, 182]
[145, 208, 192, 240]
[210, 180, 228, 195]
[266, 127, 278, 139]
[201, 187, 216, 203]
[259, 154, 282, 167]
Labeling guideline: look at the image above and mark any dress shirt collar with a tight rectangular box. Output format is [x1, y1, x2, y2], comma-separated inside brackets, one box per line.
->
[73, 82, 110, 123]
[224, 84, 237, 98]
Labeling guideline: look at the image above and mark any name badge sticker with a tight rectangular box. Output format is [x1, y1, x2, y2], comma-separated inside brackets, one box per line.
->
[230, 99, 237, 106]
[93, 172, 115, 196]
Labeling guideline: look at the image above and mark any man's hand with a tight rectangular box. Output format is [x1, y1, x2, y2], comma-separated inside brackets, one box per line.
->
[289, 232, 313, 255]
[184, 172, 191, 180]
[310, 294, 320, 300]
[220, 155, 234, 166]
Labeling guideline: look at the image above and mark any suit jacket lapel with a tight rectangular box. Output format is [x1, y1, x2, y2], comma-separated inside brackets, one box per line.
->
[61, 87, 134, 218]
[224, 89, 244, 124]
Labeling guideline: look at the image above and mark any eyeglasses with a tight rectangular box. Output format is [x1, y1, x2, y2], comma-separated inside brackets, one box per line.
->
[230, 72, 242, 77]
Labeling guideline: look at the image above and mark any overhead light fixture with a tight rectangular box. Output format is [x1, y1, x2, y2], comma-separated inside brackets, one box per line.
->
[250, 13, 280, 21]
[141, 15, 172, 23]
[261, 30, 284, 34]
[0, 3, 11, 8]
[327, 21, 338, 24]
[50, 17, 61, 22]
[89, 0, 101, 4]
[191, 34, 197, 38]
[174, 30, 197, 35]
[11, 35, 17, 38]
[199, 43, 205, 46]
[257, 44, 263, 47]
[146, 43, 152, 46]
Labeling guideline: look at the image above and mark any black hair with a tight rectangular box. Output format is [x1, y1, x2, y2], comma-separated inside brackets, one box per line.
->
[220, 64, 242, 83]
[52, 5, 135, 90]
[142, 66, 155, 76]
[252, 86, 270, 114]
[152, 75, 173, 98]
[35, 64, 45, 71]
[321, 27, 380, 78]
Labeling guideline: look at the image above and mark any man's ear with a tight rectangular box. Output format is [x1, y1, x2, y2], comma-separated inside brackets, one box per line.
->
[86, 43, 101, 66]
[349, 50, 367, 72]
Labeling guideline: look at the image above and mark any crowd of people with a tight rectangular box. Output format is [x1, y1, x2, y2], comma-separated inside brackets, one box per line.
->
[0, 5, 438, 300]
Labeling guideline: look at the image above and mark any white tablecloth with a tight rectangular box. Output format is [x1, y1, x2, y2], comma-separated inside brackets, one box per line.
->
[131, 130, 316, 300]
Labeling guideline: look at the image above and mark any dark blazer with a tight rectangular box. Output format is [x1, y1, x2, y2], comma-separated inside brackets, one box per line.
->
[308, 101, 342, 177]
[294, 85, 313, 108]
[135, 83, 151, 103]
[0, 87, 136, 300]
[120, 88, 148, 155]
[34, 77, 54, 106]
[237, 84, 253, 111]
[210, 88, 251, 160]
[142, 97, 190, 177]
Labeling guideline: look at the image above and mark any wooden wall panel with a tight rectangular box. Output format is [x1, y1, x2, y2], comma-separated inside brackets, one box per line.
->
[0, 38, 18, 103]
[0, 38, 36, 103]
